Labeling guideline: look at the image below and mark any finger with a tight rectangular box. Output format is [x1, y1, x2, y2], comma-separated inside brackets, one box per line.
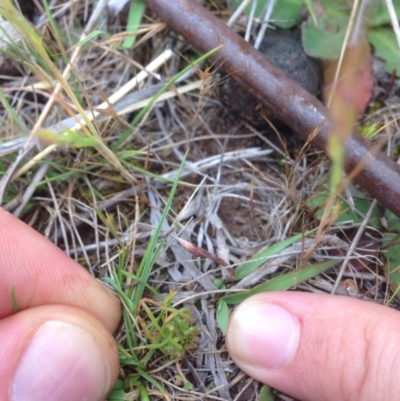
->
[0, 304, 119, 401]
[226, 292, 400, 401]
[0, 208, 120, 332]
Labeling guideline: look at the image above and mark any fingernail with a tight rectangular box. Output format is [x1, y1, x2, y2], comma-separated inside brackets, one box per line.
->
[226, 298, 300, 368]
[10, 321, 111, 401]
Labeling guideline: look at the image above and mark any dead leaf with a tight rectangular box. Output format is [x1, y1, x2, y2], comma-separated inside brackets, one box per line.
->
[323, 36, 373, 119]
[175, 237, 228, 267]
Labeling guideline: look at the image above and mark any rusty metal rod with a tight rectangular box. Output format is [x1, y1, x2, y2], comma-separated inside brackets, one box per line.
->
[142, 0, 400, 218]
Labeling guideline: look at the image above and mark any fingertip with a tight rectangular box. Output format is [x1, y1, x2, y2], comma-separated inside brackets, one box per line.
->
[226, 298, 300, 368]
[226, 292, 400, 401]
[0, 208, 121, 333]
[0, 305, 119, 401]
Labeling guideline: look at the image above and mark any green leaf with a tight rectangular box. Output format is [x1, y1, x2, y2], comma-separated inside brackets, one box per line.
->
[73, 30, 108, 48]
[222, 259, 338, 305]
[183, 381, 194, 390]
[302, 14, 348, 59]
[368, 27, 400, 75]
[216, 301, 229, 334]
[235, 230, 315, 280]
[117, 149, 146, 159]
[123, 0, 146, 49]
[303, 0, 318, 26]
[132, 153, 188, 309]
[383, 209, 400, 233]
[307, 195, 381, 227]
[259, 385, 274, 401]
[383, 210, 400, 302]
[270, 0, 303, 29]
[107, 380, 126, 401]
[357, 122, 380, 139]
[107, 390, 125, 401]
[230, 0, 302, 29]
[370, 0, 400, 27]
[0, 88, 24, 131]
[11, 284, 19, 313]
[37, 129, 100, 148]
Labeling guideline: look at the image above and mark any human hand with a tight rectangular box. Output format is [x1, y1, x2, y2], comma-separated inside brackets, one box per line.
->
[226, 291, 400, 401]
[0, 208, 121, 401]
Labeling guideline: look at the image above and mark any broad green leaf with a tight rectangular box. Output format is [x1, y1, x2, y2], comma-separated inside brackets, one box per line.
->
[307, 195, 381, 227]
[316, 0, 352, 15]
[108, 380, 126, 401]
[230, 0, 302, 29]
[370, 0, 400, 27]
[259, 385, 274, 401]
[384, 235, 400, 301]
[235, 230, 315, 280]
[216, 301, 229, 334]
[383, 209, 400, 233]
[223, 259, 338, 305]
[302, 15, 348, 59]
[368, 27, 400, 75]
[270, 0, 303, 29]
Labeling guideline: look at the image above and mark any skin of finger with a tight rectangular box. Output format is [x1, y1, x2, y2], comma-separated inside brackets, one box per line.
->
[0, 208, 121, 332]
[0, 304, 119, 399]
[227, 292, 400, 401]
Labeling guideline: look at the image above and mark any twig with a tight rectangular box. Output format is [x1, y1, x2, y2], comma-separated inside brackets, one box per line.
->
[142, 0, 400, 218]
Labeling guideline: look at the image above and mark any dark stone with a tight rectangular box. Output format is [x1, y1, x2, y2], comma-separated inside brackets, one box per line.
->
[219, 28, 321, 127]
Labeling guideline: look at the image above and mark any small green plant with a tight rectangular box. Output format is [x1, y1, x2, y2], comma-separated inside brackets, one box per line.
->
[136, 295, 201, 359]
[216, 227, 339, 334]
[357, 121, 380, 139]
[231, 0, 400, 75]
[103, 156, 202, 399]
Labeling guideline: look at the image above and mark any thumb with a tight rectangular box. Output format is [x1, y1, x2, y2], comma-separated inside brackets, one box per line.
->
[226, 292, 400, 401]
[0, 305, 119, 401]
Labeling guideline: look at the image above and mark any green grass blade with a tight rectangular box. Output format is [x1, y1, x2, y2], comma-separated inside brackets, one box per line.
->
[216, 300, 229, 334]
[132, 152, 188, 309]
[303, 0, 317, 26]
[223, 259, 339, 305]
[122, 0, 145, 49]
[235, 230, 315, 280]
[73, 30, 109, 48]
[0, 88, 25, 131]
[136, 370, 167, 396]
